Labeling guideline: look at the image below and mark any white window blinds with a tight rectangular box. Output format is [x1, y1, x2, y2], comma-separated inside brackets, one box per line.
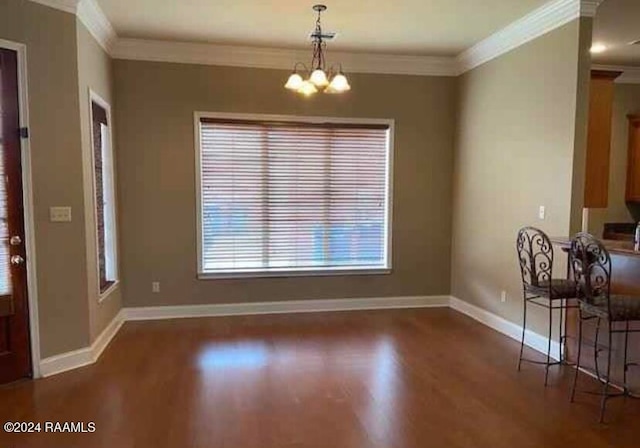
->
[197, 116, 392, 276]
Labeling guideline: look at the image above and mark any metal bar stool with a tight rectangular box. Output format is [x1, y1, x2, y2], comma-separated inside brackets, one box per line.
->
[569, 232, 640, 422]
[516, 227, 579, 385]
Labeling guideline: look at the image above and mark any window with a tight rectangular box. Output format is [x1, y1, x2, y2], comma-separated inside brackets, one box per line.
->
[90, 93, 118, 294]
[196, 113, 393, 278]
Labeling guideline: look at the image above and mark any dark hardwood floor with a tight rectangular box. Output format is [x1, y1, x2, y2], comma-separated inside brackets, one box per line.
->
[1, 308, 639, 447]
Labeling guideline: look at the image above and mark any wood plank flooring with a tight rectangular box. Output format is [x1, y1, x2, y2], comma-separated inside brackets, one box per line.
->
[1, 308, 639, 447]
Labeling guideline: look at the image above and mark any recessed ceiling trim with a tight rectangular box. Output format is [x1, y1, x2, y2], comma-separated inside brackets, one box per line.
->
[111, 39, 458, 77]
[592, 65, 640, 84]
[456, 0, 602, 74]
[77, 0, 117, 53]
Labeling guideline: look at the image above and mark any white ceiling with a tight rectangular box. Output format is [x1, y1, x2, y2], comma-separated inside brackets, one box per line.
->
[95, 0, 548, 56]
[593, 0, 640, 66]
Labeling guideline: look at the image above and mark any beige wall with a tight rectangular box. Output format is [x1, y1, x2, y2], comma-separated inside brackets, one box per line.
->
[451, 19, 591, 336]
[76, 20, 122, 341]
[0, 0, 90, 357]
[587, 83, 640, 237]
[113, 61, 457, 307]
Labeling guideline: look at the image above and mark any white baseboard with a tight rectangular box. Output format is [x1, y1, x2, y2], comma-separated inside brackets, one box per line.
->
[38, 347, 93, 378]
[91, 309, 126, 361]
[39, 309, 125, 377]
[123, 295, 451, 321]
[38, 294, 561, 378]
[449, 296, 561, 360]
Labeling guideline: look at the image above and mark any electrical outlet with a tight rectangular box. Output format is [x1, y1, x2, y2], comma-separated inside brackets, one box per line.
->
[500, 290, 507, 303]
[152, 282, 160, 293]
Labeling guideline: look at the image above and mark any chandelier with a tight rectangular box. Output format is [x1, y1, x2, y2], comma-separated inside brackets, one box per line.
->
[284, 4, 351, 96]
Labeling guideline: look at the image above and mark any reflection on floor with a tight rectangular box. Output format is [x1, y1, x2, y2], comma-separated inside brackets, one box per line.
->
[1, 308, 639, 447]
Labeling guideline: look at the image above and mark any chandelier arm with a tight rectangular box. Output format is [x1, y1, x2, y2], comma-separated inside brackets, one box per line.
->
[327, 63, 344, 75]
[293, 62, 310, 73]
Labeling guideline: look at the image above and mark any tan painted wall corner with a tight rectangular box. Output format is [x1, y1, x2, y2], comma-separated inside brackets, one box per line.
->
[451, 19, 591, 338]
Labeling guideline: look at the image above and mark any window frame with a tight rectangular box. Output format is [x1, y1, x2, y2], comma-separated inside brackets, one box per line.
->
[89, 90, 119, 300]
[194, 112, 394, 280]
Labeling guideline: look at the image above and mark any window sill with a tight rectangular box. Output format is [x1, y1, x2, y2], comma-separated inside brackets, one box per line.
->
[98, 280, 120, 303]
[197, 268, 392, 280]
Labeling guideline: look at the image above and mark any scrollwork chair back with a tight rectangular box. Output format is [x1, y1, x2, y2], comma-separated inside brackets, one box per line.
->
[570, 233, 612, 313]
[516, 227, 554, 293]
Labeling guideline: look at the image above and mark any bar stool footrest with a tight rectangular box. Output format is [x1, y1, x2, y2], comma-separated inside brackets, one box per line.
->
[520, 358, 562, 367]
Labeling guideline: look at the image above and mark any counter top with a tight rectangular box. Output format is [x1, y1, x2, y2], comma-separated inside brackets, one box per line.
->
[551, 236, 640, 257]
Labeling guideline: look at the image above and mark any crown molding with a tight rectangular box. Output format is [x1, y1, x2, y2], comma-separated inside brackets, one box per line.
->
[580, 0, 603, 17]
[28, 0, 80, 14]
[111, 39, 458, 77]
[28, 0, 605, 78]
[77, 0, 117, 53]
[456, 0, 602, 74]
[592, 64, 640, 84]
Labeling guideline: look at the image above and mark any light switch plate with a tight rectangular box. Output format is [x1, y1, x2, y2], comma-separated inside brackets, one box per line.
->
[538, 205, 546, 220]
[50, 206, 72, 222]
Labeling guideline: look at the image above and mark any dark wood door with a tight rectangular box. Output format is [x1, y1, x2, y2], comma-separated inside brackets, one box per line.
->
[0, 48, 31, 384]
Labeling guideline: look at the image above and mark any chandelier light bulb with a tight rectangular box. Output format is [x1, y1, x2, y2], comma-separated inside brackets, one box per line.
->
[285, 72, 304, 90]
[310, 69, 329, 87]
[326, 73, 351, 93]
[298, 80, 318, 96]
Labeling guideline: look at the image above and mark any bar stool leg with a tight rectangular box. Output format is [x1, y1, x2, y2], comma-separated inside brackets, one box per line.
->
[623, 321, 630, 394]
[599, 324, 613, 423]
[571, 310, 584, 402]
[594, 317, 602, 382]
[545, 302, 553, 386]
[518, 299, 528, 371]
[559, 298, 565, 363]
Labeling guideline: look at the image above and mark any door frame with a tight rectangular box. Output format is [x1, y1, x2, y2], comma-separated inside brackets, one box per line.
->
[0, 39, 41, 378]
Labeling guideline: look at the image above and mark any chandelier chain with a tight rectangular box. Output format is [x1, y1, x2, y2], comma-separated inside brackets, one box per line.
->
[312, 7, 325, 70]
